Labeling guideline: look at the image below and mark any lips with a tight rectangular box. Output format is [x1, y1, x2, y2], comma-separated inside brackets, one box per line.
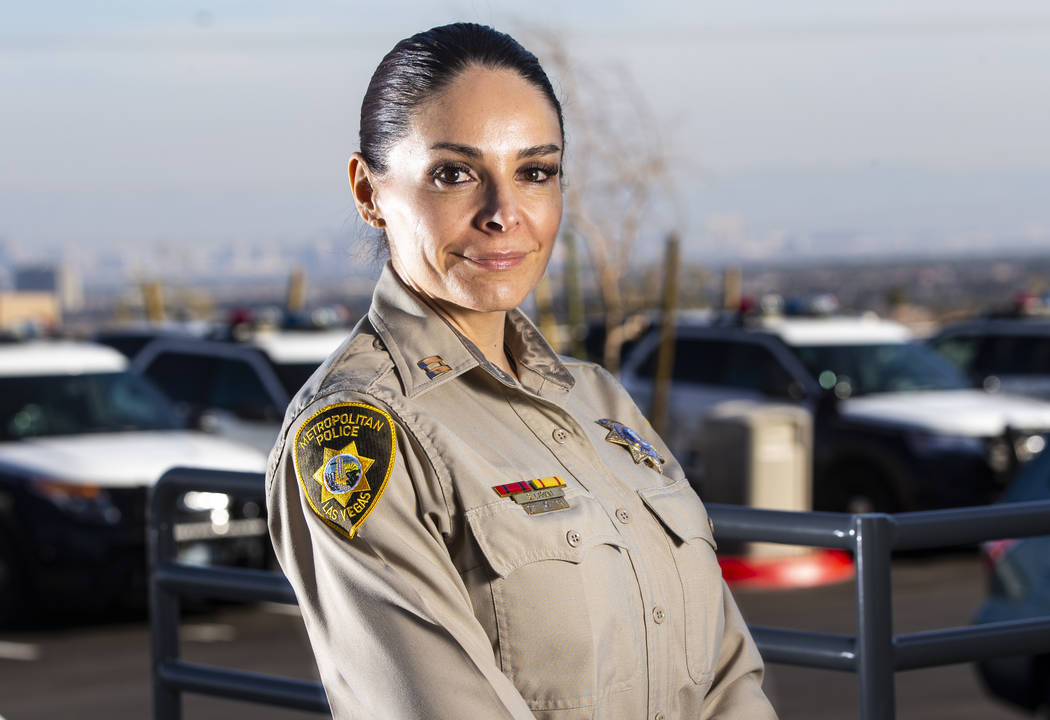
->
[461, 251, 529, 271]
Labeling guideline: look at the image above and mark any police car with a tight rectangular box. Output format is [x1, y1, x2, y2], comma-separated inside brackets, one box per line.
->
[928, 312, 1050, 401]
[128, 328, 349, 454]
[0, 341, 267, 624]
[619, 310, 1050, 513]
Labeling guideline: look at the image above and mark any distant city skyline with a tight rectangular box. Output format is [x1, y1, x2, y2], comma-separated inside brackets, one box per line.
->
[3, 1, 1049, 266]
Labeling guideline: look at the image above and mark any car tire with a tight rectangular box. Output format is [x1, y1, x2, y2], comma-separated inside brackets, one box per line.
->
[816, 463, 898, 514]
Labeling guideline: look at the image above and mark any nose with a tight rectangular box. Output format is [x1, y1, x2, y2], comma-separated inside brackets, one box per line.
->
[475, 179, 520, 233]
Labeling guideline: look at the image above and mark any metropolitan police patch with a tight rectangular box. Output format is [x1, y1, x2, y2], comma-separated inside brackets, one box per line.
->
[293, 402, 397, 538]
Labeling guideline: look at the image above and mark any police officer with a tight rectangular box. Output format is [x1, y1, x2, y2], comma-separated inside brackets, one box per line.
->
[267, 23, 777, 720]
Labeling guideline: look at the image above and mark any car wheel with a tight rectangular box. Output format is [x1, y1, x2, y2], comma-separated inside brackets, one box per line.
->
[817, 463, 898, 514]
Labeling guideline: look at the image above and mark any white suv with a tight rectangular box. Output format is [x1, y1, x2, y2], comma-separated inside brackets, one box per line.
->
[620, 313, 1050, 513]
[0, 341, 268, 624]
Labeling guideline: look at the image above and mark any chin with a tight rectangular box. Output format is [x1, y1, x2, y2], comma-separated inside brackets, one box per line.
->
[460, 286, 531, 313]
[452, 274, 535, 313]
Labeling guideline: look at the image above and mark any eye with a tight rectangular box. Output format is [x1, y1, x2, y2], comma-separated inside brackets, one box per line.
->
[430, 164, 473, 185]
[519, 164, 560, 184]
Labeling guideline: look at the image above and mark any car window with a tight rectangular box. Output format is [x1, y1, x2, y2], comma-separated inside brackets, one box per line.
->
[790, 342, 968, 396]
[636, 338, 794, 397]
[0, 373, 180, 440]
[974, 334, 1050, 376]
[637, 338, 727, 385]
[211, 358, 280, 421]
[141, 350, 282, 422]
[721, 342, 796, 397]
[272, 362, 320, 396]
[142, 352, 215, 407]
[930, 334, 979, 374]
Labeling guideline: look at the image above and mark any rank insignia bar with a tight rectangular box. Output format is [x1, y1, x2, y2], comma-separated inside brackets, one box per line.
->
[417, 355, 453, 379]
[597, 418, 665, 472]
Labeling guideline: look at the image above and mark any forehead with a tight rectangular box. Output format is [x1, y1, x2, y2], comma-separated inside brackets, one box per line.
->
[409, 66, 562, 154]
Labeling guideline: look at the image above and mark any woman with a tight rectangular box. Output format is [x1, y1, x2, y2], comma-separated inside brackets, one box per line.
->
[267, 22, 776, 720]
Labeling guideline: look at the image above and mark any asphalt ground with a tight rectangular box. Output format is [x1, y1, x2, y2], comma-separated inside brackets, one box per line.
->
[0, 553, 1034, 720]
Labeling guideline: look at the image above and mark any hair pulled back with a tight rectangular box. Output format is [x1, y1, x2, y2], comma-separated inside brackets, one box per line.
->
[359, 23, 564, 174]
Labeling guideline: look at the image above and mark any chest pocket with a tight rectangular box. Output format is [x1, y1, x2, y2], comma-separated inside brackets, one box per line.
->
[638, 481, 724, 686]
[466, 493, 643, 715]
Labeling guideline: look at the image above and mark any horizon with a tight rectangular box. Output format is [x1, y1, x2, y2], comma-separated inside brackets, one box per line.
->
[2, 1, 1049, 270]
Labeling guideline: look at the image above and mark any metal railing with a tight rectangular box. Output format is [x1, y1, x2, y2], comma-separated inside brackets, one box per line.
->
[149, 467, 330, 719]
[712, 501, 1050, 720]
[149, 467, 1050, 720]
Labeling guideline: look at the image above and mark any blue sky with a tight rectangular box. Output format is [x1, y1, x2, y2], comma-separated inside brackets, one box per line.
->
[2, 1, 1049, 263]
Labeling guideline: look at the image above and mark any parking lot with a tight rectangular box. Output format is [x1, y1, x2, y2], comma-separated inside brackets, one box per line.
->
[0, 552, 1029, 720]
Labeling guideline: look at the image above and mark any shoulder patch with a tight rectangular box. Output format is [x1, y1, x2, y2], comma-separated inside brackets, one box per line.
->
[293, 402, 397, 539]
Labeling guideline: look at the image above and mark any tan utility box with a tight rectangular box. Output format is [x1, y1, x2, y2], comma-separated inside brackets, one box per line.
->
[696, 401, 812, 557]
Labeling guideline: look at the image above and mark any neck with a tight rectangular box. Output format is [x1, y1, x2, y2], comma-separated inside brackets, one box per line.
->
[441, 306, 515, 376]
[393, 273, 517, 378]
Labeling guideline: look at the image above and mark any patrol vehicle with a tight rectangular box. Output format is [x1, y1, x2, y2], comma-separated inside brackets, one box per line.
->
[0, 341, 267, 624]
[619, 311, 1050, 513]
[129, 328, 349, 454]
[928, 313, 1050, 401]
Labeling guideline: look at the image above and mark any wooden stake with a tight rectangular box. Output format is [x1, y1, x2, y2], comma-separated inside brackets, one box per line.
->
[650, 233, 680, 438]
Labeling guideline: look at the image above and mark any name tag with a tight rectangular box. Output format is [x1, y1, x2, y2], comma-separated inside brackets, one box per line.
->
[511, 487, 566, 505]
[521, 496, 571, 515]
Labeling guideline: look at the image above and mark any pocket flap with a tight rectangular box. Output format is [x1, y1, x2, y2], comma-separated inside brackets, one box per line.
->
[466, 494, 626, 577]
[637, 482, 717, 550]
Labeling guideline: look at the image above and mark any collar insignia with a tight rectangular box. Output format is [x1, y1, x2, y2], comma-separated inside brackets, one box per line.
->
[417, 355, 452, 379]
[597, 418, 665, 472]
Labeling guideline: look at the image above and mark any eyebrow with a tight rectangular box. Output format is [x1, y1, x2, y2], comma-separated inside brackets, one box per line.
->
[429, 142, 562, 160]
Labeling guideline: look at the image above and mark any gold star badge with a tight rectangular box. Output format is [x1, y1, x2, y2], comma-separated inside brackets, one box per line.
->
[312, 441, 375, 507]
[597, 418, 665, 471]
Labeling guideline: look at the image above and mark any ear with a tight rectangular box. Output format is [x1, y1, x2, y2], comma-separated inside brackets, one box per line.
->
[348, 153, 385, 228]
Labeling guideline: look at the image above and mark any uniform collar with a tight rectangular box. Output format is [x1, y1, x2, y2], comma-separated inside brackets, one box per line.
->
[367, 263, 574, 399]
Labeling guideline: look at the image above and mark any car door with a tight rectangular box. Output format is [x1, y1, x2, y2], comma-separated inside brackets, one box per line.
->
[622, 331, 801, 473]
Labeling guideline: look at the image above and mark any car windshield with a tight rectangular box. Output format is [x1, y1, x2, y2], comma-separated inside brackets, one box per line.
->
[0, 372, 181, 441]
[790, 341, 970, 396]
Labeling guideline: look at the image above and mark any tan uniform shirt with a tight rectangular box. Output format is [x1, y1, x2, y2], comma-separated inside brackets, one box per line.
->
[267, 264, 777, 720]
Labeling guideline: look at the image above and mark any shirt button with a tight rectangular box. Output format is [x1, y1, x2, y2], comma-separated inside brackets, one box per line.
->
[615, 508, 631, 524]
[552, 427, 570, 444]
[372, 337, 385, 351]
[655, 714, 666, 720]
[652, 606, 666, 624]
[566, 530, 582, 547]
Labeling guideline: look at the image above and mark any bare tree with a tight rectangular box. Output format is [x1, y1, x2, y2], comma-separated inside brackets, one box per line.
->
[531, 34, 682, 373]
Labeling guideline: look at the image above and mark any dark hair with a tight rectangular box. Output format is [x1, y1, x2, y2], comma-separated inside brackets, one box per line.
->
[359, 23, 564, 174]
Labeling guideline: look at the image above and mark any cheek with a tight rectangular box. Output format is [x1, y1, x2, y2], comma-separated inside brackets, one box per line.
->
[390, 192, 471, 244]
[530, 193, 563, 243]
